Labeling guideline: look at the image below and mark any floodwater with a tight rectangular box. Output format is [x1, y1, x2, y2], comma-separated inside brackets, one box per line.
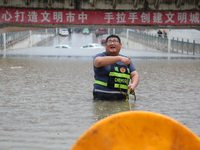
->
[0, 32, 200, 150]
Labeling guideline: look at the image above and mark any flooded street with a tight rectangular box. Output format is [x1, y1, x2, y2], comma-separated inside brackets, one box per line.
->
[1, 32, 200, 150]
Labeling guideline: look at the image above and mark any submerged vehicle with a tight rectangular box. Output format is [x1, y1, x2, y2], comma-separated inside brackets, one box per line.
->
[82, 28, 90, 34]
[80, 43, 104, 49]
[55, 45, 71, 49]
[59, 28, 69, 36]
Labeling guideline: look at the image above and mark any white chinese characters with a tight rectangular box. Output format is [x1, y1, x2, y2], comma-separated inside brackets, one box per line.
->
[1, 9, 199, 25]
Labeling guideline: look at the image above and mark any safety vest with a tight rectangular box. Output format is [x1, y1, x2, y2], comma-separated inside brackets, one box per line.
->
[95, 63, 131, 92]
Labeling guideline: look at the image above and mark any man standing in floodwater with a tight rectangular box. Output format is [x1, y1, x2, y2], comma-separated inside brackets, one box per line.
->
[93, 34, 139, 100]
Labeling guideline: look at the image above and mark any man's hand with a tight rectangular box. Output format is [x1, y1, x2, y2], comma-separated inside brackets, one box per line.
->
[127, 84, 136, 94]
[120, 57, 131, 65]
[128, 71, 139, 94]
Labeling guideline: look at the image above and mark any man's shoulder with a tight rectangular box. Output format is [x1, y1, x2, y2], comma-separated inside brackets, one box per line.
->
[94, 52, 107, 57]
[119, 53, 127, 58]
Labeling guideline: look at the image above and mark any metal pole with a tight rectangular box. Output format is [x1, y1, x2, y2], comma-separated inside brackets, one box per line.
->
[126, 29, 129, 39]
[113, 28, 115, 34]
[171, 37, 174, 52]
[29, 30, 32, 48]
[126, 29, 129, 49]
[46, 29, 48, 43]
[3, 33, 6, 57]
[181, 39, 184, 54]
[176, 38, 179, 53]
[193, 40, 195, 55]
[187, 39, 189, 55]
[108, 28, 110, 34]
[168, 37, 171, 53]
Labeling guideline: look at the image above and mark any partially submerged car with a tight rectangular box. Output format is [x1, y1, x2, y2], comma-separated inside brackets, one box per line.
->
[59, 28, 69, 36]
[80, 43, 104, 49]
[82, 28, 90, 34]
[55, 45, 71, 48]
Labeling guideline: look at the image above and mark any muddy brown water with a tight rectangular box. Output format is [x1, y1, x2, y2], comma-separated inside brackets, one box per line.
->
[0, 57, 200, 150]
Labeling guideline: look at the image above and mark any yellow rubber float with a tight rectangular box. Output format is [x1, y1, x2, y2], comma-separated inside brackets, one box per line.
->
[71, 111, 200, 150]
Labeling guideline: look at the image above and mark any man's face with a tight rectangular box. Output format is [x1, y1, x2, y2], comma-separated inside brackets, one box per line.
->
[105, 37, 122, 56]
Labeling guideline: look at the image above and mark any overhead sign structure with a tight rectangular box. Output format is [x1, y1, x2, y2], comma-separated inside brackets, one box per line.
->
[0, 8, 200, 26]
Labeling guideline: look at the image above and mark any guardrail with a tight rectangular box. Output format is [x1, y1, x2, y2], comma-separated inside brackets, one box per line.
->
[0, 31, 30, 49]
[0, 28, 57, 50]
[171, 38, 200, 55]
[125, 30, 200, 55]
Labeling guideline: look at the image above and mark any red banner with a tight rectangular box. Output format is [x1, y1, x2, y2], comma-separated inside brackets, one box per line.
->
[0, 8, 199, 25]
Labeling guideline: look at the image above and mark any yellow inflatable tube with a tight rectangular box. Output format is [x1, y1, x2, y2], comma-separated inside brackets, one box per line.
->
[71, 111, 200, 150]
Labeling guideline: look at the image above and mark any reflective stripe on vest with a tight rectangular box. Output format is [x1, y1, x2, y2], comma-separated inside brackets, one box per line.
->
[94, 80, 107, 86]
[109, 72, 130, 79]
[114, 84, 128, 90]
[94, 80, 128, 90]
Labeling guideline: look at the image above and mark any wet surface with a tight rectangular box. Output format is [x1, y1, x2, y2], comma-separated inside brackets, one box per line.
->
[3, 32, 200, 59]
[0, 32, 200, 150]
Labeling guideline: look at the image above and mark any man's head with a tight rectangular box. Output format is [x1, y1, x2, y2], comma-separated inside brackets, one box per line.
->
[106, 34, 121, 44]
[105, 34, 122, 56]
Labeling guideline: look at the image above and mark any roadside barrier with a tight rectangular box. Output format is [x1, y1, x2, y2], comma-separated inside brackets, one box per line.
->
[121, 30, 200, 55]
[0, 28, 56, 50]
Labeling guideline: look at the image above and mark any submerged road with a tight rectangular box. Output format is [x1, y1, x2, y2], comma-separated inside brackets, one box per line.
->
[0, 32, 200, 150]
[2, 32, 200, 59]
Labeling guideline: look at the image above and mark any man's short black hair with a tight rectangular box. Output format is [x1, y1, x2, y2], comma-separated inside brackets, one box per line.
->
[106, 34, 121, 43]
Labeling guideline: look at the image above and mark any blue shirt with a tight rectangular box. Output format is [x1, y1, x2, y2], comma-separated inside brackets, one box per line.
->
[93, 52, 136, 93]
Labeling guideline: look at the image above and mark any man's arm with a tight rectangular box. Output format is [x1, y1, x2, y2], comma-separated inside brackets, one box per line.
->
[94, 56, 131, 68]
[128, 70, 139, 91]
